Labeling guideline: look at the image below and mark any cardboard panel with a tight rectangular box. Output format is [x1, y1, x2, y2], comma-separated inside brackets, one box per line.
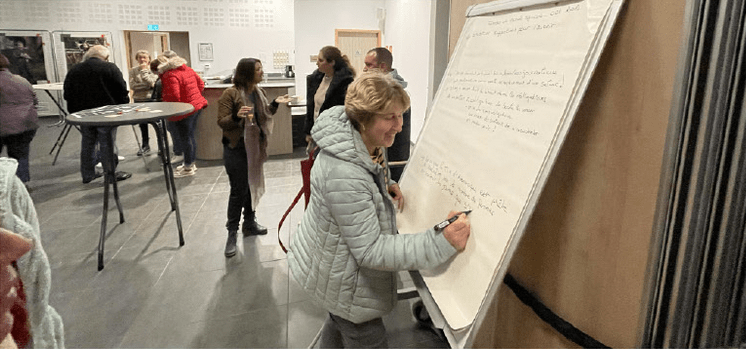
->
[441, 0, 688, 347]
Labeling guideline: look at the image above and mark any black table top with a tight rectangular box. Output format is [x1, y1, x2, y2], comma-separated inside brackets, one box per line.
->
[66, 102, 194, 127]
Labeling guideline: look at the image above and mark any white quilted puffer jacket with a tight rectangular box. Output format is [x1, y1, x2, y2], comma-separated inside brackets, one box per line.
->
[288, 106, 457, 324]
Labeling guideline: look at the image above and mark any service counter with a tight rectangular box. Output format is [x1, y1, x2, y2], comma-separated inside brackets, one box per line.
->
[196, 80, 295, 160]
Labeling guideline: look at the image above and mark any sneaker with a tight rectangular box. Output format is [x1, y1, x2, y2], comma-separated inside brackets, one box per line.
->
[136, 145, 151, 156]
[174, 164, 197, 178]
[118, 155, 125, 161]
[170, 154, 184, 165]
[175, 163, 197, 173]
[95, 162, 103, 170]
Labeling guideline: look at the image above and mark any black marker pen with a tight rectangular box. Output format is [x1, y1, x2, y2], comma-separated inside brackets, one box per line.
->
[433, 210, 472, 231]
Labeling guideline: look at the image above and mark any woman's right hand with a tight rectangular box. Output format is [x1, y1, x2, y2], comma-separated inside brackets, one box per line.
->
[442, 211, 471, 251]
[238, 106, 254, 122]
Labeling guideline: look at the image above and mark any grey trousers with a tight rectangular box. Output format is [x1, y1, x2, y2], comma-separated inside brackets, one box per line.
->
[318, 313, 388, 348]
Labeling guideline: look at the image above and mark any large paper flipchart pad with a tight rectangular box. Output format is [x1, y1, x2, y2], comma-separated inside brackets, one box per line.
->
[397, 0, 624, 333]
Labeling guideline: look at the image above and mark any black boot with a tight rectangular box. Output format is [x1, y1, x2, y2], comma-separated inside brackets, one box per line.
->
[224, 230, 238, 257]
[242, 218, 268, 236]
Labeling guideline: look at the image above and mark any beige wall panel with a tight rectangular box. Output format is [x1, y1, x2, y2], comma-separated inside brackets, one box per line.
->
[336, 30, 380, 75]
[449, 0, 492, 56]
[196, 88, 225, 160]
[263, 86, 294, 156]
[445, 0, 688, 347]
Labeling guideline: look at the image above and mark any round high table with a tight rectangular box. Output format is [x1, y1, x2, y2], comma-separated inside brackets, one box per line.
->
[66, 102, 194, 270]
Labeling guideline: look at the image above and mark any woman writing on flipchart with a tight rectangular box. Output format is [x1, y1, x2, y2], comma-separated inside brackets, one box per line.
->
[288, 72, 471, 348]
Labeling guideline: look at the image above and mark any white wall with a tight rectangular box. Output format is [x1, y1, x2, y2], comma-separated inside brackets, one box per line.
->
[383, 0, 432, 144]
[3, 0, 437, 141]
[293, 0, 385, 98]
[1, 0, 295, 80]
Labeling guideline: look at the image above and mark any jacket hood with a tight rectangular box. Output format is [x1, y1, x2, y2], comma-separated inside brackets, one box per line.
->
[389, 69, 408, 89]
[158, 56, 188, 74]
[311, 105, 380, 174]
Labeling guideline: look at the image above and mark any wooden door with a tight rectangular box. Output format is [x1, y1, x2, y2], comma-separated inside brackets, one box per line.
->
[335, 29, 381, 75]
[124, 31, 170, 68]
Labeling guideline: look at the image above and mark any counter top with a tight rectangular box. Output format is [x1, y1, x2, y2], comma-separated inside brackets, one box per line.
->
[204, 79, 295, 89]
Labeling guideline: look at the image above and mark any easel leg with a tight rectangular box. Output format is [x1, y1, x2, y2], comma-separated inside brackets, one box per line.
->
[49, 122, 75, 166]
[132, 124, 149, 170]
[45, 90, 67, 127]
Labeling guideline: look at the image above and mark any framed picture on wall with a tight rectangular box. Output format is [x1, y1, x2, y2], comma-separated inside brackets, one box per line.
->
[198, 42, 213, 61]
[0, 31, 51, 84]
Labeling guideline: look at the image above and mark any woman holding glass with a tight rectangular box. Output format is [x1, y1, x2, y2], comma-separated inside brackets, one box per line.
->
[217, 58, 290, 257]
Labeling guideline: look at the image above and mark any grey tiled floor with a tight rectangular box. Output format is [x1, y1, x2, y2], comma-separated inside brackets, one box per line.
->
[17, 116, 448, 348]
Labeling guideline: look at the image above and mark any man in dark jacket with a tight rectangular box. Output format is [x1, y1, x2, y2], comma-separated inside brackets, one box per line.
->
[63, 45, 131, 183]
[364, 47, 411, 182]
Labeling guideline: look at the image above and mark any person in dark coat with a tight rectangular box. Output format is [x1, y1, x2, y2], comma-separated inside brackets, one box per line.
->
[63, 45, 131, 183]
[303, 46, 355, 146]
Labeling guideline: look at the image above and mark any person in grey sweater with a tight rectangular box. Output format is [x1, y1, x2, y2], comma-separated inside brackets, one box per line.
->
[128, 49, 158, 155]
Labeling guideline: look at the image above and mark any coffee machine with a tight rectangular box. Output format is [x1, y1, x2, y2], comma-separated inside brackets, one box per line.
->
[284, 65, 295, 78]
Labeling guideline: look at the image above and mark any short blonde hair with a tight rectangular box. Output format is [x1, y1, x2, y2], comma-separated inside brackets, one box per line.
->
[154, 55, 169, 72]
[135, 49, 150, 61]
[345, 72, 410, 131]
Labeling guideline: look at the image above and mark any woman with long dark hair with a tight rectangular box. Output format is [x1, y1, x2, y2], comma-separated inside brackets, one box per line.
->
[217, 58, 290, 257]
[303, 46, 355, 146]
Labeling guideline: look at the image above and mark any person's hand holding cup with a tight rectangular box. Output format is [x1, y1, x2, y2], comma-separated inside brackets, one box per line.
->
[238, 106, 254, 125]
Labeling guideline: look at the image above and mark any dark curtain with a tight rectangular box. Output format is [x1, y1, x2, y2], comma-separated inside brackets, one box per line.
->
[642, 0, 746, 347]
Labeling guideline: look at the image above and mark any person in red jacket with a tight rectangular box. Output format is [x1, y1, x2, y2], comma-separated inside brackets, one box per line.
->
[156, 54, 208, 177]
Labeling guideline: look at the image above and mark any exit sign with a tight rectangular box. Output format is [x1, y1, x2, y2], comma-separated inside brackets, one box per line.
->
[147, 24, 159, 31]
